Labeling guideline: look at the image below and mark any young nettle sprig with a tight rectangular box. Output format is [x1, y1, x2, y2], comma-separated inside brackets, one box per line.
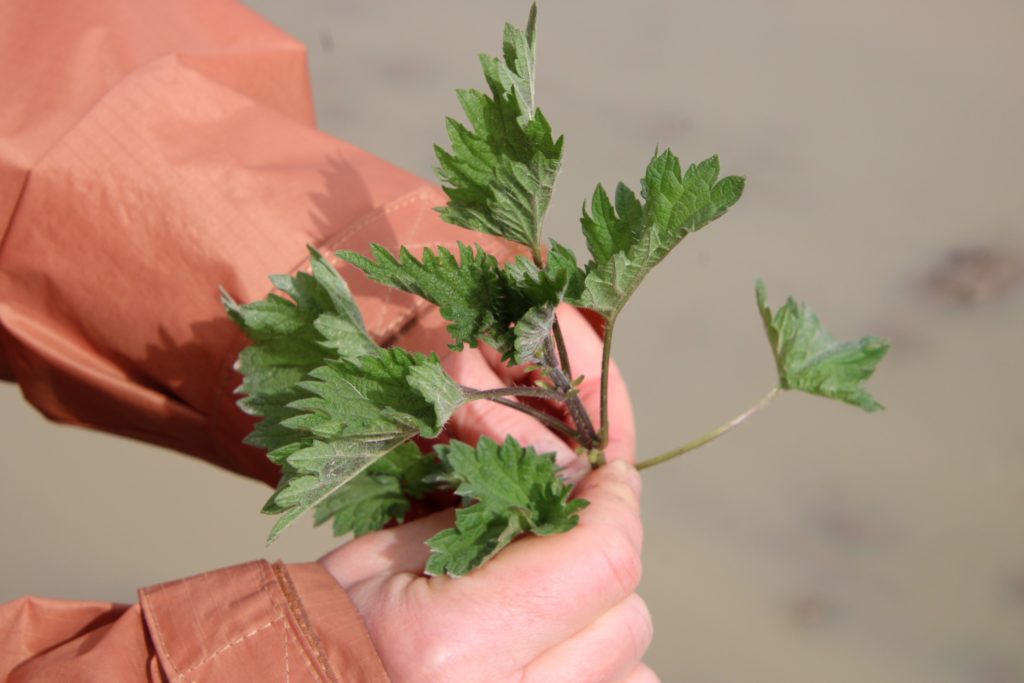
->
[223, 4, 888, 577]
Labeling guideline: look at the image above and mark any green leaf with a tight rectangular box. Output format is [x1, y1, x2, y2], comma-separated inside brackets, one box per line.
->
[502, 242, 586, 363]
[503, 241, 585, 304]
[262, 434, 416, 541]
[340, 243, 516, 354]
[426, 505, 528, 578]
[313, 442, 442, 537]
[283, 350, 462, 446]
[425, 436, 588, 577]
[755, 279, 890, 411]
[573, 150, 745, 320]
[435, 4, 563, 248]
[314, 472, 406, 537]
[262, 348, 465, 542]
[224, 250, 467, 543]
[306, 248, 380, 359]
[512, 303, 556, 364]
[221, 246, 378, 452]
[364, 441, 443, 499]
[341, 242, 584, 364]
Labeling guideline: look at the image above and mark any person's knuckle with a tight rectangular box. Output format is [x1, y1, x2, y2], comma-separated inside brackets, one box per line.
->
[410, 636, 460, 681]
[622, 594, 654, 658]
[597, 529, 643, 596]
[395, 594, 470, 681]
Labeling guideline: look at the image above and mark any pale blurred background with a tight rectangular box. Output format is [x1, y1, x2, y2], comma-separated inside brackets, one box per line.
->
[3, 1, 1023, 680]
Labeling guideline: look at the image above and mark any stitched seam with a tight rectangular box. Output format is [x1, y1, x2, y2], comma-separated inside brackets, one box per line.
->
[330, 188, 435, 248]
[271, 563, 338, 682]
[281, 624, 321, 683]
[179, 561, 321, 680]
[314, 188, 438, 343]
[289, 626, 321, 681]
[285, 627, 291, 683]
[143, 562, 300, 681]
[269, 562, 322, 681]
[180, 617, 282, 674]
[371, 193, 431, 334]
[139, 586, 188, 682]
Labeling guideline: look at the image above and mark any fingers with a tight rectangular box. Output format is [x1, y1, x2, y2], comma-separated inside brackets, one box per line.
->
[443, 348, 583, 475]
[412, 461, 644, 671]
[319, 508, 455, 589]
[522, 593, 653, 683]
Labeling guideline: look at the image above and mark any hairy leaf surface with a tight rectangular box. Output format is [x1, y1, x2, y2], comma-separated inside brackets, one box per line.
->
[222, 246, 378, 453]
[435, 4, 563, 248]
[261, 348, 464, 542]
[313, 443, 442, 537]
[756, 279, 889, 411]
[224, 248, 464, 542]
[341, 243, 516, 353]
[342, 243, 581, 364]
[425, 437, 587, 577]
[574, 151, 745, 320]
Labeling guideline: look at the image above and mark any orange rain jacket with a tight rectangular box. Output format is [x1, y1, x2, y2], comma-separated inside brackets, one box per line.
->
[0, 1, 514, 680]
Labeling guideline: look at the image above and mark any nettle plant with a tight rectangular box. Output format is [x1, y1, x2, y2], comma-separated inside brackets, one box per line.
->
[223, 6, 888, 577]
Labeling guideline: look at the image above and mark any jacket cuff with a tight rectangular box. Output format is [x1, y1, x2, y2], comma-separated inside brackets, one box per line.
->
[139, 560, 388, 682]
[282, 563, 390, 681]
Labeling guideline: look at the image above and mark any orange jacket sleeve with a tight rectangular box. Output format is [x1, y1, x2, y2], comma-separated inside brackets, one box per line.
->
[0, 0, 511, 680]
[1, 562, 387, 682]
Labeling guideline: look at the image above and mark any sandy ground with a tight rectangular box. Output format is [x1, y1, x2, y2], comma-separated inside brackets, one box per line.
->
[3, 1, 1023, 680]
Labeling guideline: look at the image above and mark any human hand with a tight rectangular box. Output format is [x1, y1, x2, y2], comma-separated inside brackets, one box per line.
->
[320, 460, 655, 682]
[443, 304, 636, 479]
[319, 305, 654, 681]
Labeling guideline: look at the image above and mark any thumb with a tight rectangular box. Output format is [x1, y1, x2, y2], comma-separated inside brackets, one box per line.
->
[319, 508, 455, 588]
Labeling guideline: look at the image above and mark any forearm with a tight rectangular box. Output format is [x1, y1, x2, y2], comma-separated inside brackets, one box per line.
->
[0, 0, 516, 484]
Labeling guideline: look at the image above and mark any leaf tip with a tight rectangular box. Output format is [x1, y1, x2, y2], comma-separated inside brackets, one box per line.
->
[754, 278, 768, 309]
[220, 286, 240, 314]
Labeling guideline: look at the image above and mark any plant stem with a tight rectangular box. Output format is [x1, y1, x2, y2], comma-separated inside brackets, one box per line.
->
[597, 314, 617, 448]
[635, 387, 781, 471]
[541, 337, 600, 449]
[551, 316, 574, 380]
[529, 246, 575, 385]
[531, 244, 545, 267]
[462, 385, 567, 403]
[527, 244, 598, 450]
[485, 397, 582, 440]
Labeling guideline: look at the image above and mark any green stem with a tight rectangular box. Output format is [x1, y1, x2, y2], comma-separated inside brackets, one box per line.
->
[485, 397, 582, 441]
[541, 338, 599, 449]
[526, 244, 598, 450]
[531, 244, 546, 267]
[635, 387, 781, 471]
[597, 315, 617, 448]
[462, 385, 567, 403]
[529, 245, 574, 378]
[551, 316, 574, 381]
